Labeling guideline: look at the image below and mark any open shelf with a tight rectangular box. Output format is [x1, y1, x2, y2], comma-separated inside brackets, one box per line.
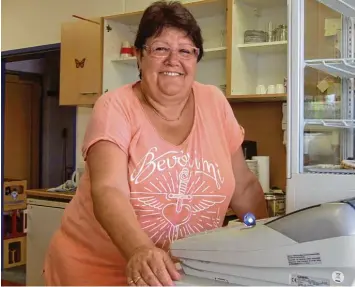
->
[316, 0, 355, 18]
[305, 58, 355, 78]
[111, 56, 136, 65]
[304, 165, 355, 175]
[238, 0, 286, 9]
[230, 0, 288, 97]
[304, 119, 355, 128]
[111, 47, 227, 66]
[203, 46, 227, 60]
[104, 0, 226, 25]
[238, 41, 287, 53]
[227, 93, 287, 102]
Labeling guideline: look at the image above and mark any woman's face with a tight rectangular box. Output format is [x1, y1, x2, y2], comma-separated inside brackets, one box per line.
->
[137, 27, 198, 99]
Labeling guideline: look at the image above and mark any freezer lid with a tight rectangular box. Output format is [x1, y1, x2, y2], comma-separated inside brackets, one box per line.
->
[265, 198, 355, 243]
[27, 198, 68, 208]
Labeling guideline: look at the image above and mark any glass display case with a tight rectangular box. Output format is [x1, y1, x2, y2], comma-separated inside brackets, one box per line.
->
[287, 0, 355, 213]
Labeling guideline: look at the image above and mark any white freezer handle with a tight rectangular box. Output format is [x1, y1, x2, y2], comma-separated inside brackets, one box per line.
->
[286, 0, 292, 179]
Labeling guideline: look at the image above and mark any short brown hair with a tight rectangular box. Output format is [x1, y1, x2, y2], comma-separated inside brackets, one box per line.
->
[134, 1, 204, 62]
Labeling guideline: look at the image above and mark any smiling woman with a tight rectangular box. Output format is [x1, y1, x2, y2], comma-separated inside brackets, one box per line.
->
[134, 1, 203, 126]
[43, 1, 267, 286]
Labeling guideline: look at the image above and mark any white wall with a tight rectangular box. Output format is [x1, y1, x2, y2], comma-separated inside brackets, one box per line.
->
[1, 0, 200, 51]
[1, 0, 124, 52]
[2, 0, 200, 170]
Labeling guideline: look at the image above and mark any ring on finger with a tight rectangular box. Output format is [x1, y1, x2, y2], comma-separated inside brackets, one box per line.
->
[133, 276, 142, 284]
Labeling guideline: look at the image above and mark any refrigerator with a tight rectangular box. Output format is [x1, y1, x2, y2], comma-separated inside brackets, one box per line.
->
[287, 0, 355, 213]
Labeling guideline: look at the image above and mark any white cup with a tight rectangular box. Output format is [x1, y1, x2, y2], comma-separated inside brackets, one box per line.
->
[276, 84, 285, 94]
[256, 85, 266, 94]
[267, 85, 275, 94]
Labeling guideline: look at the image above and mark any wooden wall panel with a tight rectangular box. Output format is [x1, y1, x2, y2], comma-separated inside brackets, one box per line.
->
[231, 102, 286, 190]
[5, 74, 41, 189]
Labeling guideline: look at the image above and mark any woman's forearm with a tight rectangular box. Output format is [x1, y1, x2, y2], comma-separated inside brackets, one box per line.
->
[230, 170, 268, 220]
[92, 186, 154, 260]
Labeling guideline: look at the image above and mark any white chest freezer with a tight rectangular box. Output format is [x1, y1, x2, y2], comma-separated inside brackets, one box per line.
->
[171, 198, 355, 286]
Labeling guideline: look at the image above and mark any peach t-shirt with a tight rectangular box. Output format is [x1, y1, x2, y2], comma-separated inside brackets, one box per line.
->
[44, 81, 244, 286]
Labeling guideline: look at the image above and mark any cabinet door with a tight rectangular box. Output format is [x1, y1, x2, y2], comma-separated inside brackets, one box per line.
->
[26, 203, 66, 286]
[60, 18, 103, 106]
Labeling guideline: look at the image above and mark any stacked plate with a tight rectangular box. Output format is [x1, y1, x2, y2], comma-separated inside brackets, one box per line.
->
[246, 159, 259, 178]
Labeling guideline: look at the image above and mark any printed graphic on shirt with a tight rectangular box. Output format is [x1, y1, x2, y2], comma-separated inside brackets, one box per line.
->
[130, 147, 227, 248]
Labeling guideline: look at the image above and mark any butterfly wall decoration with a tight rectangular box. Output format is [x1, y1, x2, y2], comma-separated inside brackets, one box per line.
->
[75, 58, 86, 68]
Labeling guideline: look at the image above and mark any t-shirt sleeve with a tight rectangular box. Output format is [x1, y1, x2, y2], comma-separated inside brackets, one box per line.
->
[211, 86, 245, 155]
[81, 92, 131, 161]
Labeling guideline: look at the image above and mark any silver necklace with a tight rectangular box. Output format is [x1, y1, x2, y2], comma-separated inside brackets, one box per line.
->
[141, 87, 190, 122]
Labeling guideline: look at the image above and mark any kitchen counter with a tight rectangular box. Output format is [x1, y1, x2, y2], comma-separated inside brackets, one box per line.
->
[26, 190, 234, 216]
[26, 189, 75, 201]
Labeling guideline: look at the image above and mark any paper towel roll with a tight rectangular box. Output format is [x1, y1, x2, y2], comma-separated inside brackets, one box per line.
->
[252, 156, 270, 193]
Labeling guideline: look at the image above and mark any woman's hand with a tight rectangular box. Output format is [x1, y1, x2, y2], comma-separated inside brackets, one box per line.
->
[126, 246, 181, 286]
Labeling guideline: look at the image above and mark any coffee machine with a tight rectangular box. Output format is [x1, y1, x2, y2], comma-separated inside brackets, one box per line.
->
[242, 140, 257, 159]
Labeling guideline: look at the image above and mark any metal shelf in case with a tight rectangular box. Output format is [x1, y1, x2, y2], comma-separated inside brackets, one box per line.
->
[305, 58, 355, 78]
[304, 119, 355, 128]
[317, 0, 355, 18]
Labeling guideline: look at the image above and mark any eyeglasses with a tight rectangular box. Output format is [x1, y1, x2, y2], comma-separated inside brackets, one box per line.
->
[143, 43, 199, 60]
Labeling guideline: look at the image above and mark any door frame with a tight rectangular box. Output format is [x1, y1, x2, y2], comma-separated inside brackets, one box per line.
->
[1, 43, 77, 270]
[2, 44, 61, 61]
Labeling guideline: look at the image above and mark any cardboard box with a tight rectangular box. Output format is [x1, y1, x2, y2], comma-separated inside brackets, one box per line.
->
[4, 179, 27, 211]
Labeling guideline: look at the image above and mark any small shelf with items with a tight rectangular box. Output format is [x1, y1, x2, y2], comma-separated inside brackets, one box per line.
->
[237, 40, 287, 53]
[2, 179, 27, 269]
[316, 0, 355, 18]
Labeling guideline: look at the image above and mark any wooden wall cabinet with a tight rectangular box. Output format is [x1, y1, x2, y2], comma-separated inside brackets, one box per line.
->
[59, 18, 103, 106]
[226, 0, 288, 102]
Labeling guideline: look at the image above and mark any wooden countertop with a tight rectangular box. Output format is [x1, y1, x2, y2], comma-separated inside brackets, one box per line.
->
[26, 189, 75, 200]
[25, 190, 235, 215]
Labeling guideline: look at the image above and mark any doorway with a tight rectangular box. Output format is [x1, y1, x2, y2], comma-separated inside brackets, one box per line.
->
[1, 45, 77, 285]
[4, 49, 76, 189]
[4, 73, 41, 189]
